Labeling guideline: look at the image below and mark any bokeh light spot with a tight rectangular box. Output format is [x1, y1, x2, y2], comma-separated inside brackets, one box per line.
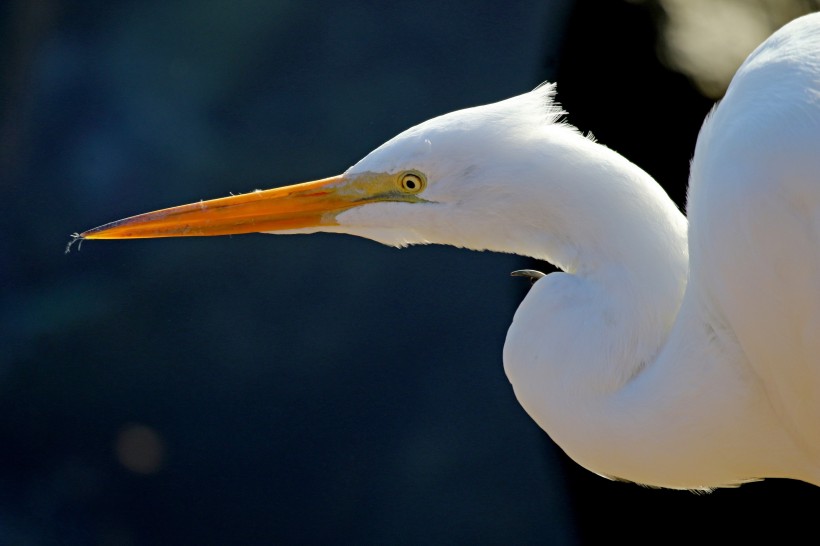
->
[115, 424, 165, 475]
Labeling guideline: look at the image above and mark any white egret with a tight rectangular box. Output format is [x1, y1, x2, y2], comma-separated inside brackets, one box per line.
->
[73, 13, 820, 490]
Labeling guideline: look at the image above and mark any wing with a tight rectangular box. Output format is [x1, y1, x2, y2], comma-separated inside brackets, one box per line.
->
[686, 13, 820, 458]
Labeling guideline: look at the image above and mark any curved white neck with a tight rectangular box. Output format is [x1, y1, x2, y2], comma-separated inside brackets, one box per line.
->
[501, 132, 811, 488]
[502, 130, 689, 388]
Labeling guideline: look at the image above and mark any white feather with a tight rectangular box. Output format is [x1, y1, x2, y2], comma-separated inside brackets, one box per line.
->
[282, 14, 820, 489]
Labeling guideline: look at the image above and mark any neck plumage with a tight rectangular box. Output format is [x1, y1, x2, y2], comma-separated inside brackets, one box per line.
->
[499, 129, 693, 485]
[503, 128, 689, 396]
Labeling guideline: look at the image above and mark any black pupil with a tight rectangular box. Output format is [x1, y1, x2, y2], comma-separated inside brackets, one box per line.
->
[405, 178, 417, 189]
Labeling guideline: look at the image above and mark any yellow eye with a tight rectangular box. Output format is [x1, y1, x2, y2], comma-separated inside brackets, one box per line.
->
[397, 171, 426, 194]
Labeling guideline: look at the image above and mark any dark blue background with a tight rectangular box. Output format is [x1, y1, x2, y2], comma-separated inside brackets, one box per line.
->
[3, 1, 819, 544]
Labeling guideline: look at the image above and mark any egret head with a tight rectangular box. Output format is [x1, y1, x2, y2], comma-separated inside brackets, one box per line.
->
[326, 83, 569, 249]
[78, 84, 574, 257]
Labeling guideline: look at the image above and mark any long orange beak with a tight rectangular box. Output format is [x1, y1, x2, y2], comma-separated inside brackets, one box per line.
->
[80, 175, 355, 240]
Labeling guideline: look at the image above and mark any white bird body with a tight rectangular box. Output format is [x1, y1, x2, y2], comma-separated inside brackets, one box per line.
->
[507, 13, 820, 489]
[78, 13, 820, 490]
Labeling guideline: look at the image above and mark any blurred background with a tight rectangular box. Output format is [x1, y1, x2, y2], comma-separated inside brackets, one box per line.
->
[3, 0, 820, 544]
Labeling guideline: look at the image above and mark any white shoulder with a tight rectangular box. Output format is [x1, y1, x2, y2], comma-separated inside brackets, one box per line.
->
[686, 11, 820, 459]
